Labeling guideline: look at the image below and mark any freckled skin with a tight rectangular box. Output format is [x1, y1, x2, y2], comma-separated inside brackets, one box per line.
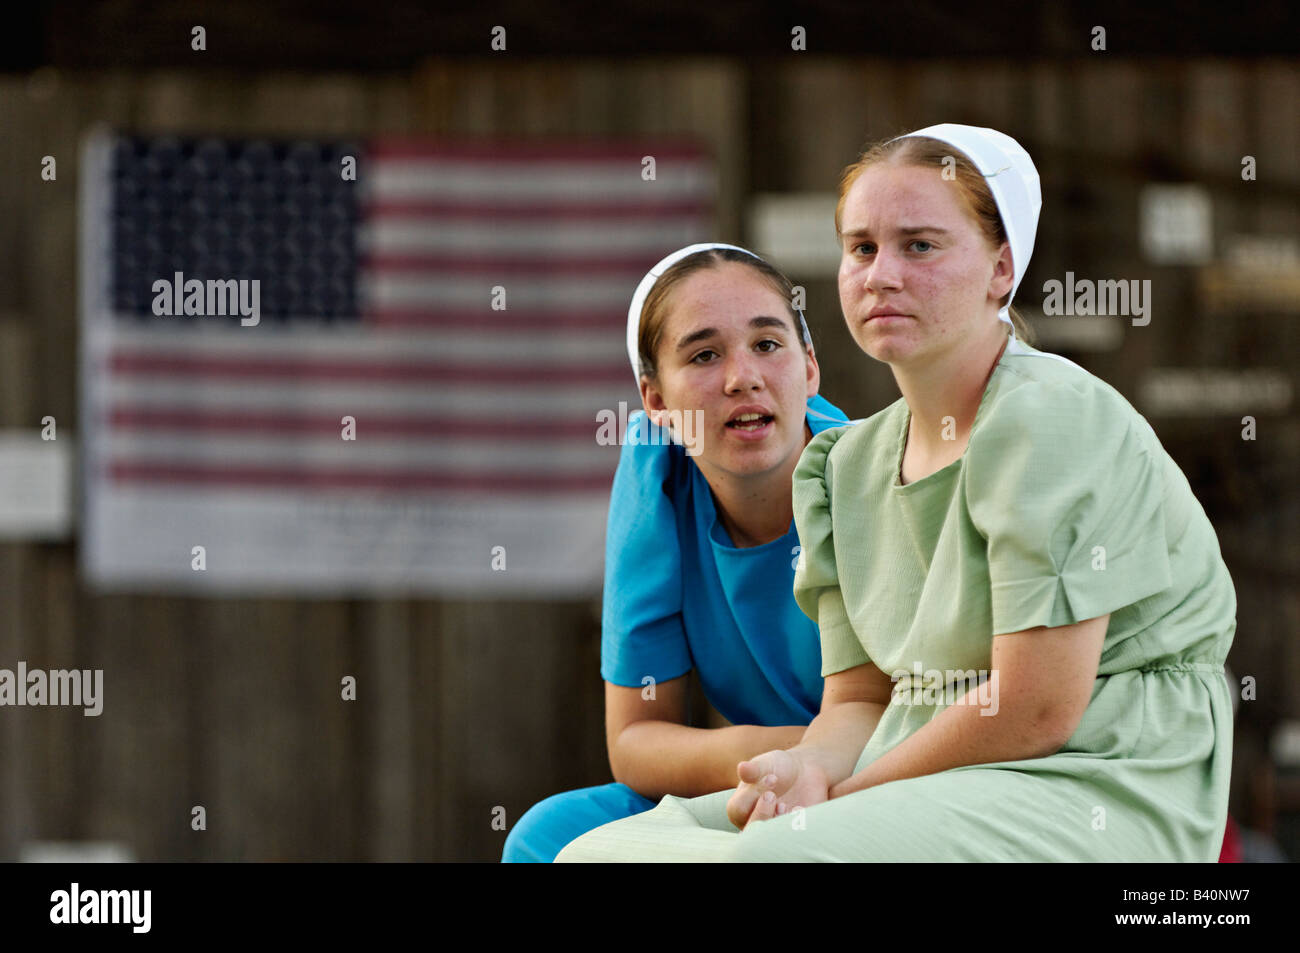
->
[640, 262, 819, 488]
[837, 164, 1011, 370]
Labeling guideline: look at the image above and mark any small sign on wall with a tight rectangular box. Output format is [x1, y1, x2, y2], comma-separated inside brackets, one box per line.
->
[748, 193, 842, 276]
[20, 841, 134, 863]
[1024, 310, 1124, 352]
[1139, 184, 1213, 265]
[1138, 368, 1291, 416]
[0, 431, 73, 539]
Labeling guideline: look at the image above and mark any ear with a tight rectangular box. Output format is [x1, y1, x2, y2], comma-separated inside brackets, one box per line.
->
[803, 343, 821, 400]
[639, 375, 668, 428]
[990, 241, 1015, 302]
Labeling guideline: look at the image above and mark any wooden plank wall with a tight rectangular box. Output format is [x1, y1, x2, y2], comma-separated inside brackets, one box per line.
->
[0, 57, 1294, 860]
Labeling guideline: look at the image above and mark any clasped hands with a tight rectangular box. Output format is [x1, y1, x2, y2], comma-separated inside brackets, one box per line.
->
[725, 748, 835, 831]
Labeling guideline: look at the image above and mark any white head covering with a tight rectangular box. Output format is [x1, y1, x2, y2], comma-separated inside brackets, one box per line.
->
[889, 123, 1041, 330]
[626, 242, 812, 382]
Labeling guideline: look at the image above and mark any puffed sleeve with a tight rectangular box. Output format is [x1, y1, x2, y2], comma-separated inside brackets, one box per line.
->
[600, 411, 692, 687]
[964, 379, 1172, 635]
[792, 425, 869, 676]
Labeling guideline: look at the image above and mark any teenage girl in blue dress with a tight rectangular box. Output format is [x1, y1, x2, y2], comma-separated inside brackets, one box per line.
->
[502, 243, 849, 861]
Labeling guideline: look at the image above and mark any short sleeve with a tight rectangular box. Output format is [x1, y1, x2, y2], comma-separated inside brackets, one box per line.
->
[792, 426, 870, 677]
[600, 412, 692, 687]
[965, 380, 1172, 635]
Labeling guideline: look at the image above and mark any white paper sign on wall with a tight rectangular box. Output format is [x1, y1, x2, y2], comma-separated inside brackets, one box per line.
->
[748, 193, 842, 276]
[1139, 184, 1213, 265]
[0, 431, 73, 539]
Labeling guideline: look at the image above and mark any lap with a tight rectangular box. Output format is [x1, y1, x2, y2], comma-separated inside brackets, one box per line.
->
[558, 762, 1219, 862]
[503, 782, 658, 863]
[555, 789, 739, 862]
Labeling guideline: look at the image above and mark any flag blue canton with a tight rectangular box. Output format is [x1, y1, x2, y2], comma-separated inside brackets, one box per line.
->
[109, 135, 363, 320]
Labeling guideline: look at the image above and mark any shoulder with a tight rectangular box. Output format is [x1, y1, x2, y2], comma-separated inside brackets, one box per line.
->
[978, 342, 1156, 450]
[797, 398, 907, 488]
[967, 345, 1165, 494]
[797, 424, 850, 484]
[610, 411, 689, 505]
[805, 392, 851, 434]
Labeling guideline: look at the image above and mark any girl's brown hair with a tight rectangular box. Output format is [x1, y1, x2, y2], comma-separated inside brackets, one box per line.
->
[834, 134, 1037, 346]
[636, 248, 808, 381]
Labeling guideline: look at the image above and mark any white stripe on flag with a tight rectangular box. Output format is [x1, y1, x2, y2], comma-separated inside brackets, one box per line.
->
[106, 323, 631, 363]
[365, 160, 713, 201]
[107, 434, 616, 471]
[359, 273, 645, 309]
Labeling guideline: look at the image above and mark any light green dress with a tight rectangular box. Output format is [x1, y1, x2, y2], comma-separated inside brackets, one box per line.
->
[556, 336, 1236, 862]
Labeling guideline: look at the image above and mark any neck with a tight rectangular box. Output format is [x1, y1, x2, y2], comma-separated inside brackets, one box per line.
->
[705, 422, 812, 548]
[893, 322, 1009, 456]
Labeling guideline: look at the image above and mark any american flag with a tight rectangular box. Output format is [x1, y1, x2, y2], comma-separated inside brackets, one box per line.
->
[79, 130, 715, 596]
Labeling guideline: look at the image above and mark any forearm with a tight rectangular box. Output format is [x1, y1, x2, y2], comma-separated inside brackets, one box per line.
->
[790, 701, 889, 787]
[611, 722, 806, 801]
[828, 680, 1063, 798]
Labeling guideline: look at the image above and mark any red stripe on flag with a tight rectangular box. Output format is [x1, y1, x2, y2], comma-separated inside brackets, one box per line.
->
[108, 407, 600, 440]
[108, 461, 613, 493]
[360, 253, 648, 274]
[366, 140, 709, 161]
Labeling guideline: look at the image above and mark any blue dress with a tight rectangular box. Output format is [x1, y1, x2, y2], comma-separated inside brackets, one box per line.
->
[502, 395, 849, 861]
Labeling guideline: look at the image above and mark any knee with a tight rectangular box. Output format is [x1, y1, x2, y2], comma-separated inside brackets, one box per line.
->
[724, 817, 815, 862]
[501, 792, 573, 863]
[724, 799, 889, 862]
[502, 785, 650, 863]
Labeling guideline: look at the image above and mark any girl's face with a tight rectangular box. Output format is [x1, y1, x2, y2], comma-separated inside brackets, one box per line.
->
[837, 162, 1013, 367]
[641, 261, 819, 482]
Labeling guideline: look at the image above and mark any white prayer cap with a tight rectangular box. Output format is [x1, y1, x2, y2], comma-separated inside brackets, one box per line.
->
[626, 243, 812, 383]
[890, 124, 1041, 328]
